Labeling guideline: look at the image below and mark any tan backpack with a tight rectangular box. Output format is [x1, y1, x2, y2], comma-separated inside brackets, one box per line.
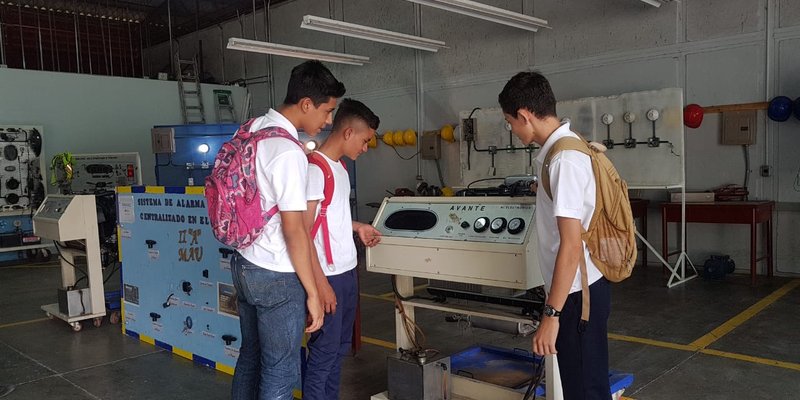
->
[540, 135, 637, 326]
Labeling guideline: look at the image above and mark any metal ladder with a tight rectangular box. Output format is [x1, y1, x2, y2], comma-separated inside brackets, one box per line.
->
[176, 53, 206, 124]
[213, 90, 237, 123]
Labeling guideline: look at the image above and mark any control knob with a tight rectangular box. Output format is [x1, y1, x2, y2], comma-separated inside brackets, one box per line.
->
[490, 217, 507, 234]
[508, 218, 525, 234]
[473, 217, 489, 233]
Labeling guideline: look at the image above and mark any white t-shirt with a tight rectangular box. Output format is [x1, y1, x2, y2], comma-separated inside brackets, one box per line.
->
[238, 109, 309, 273]
[534, 122, 603, 294]
[306, 151, 357, 276]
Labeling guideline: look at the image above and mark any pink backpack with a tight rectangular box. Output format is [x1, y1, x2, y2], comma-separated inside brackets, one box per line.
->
[205, 118, 303, 249]
[307, 151, 347, 267]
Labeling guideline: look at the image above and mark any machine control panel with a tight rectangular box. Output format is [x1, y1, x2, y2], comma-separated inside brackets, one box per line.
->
[34, 196, 75, 221]
[375, 198, 535, 244]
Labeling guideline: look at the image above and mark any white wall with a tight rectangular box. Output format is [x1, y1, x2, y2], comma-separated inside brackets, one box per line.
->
[145, 0, 800, 276]
[0, 68, 245, 185]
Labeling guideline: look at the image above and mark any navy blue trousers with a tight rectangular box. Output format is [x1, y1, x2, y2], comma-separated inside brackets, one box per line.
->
[556, 278, 612, 400]
[302, 268, 358, 400]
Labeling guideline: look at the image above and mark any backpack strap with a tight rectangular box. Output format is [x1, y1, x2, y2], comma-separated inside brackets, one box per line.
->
[540, 135, 594, 328]
[540, 136, 591, 200]
[308, 152, 336, 267]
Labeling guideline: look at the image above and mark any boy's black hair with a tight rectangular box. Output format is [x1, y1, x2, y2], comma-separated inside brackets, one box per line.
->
[331, 99, 380, 132]
[283, 60, 346, 106]
[498, 71, 557, 119]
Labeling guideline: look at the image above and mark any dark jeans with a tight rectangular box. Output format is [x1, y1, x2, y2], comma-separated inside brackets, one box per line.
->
[556, 278, 612, 400]
[230, 253, 306, 400]
[302, 268, 358, 400]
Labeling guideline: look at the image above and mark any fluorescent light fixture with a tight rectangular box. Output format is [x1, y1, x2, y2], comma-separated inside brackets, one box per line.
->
[226, 37, 369, 66]
[300, 15, 447, 52]
[640, 0, 662, 7]
[404, 0, 549, 32]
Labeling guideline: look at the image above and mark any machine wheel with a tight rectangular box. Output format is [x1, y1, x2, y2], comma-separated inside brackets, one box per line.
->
[93, 317, 102, 328]
[71, 322, 82, 332]
[109, 311, 121, 325]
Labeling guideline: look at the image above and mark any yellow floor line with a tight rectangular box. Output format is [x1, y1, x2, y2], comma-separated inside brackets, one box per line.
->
[1, 264, 60, 269]
[700, 348, 800, 372]
[361, 335, 396, 350]
[360, 293, 394, 302]
[0, 317, 49, 329]
[607, 333, 697, 352]
[690, 279, 800, 349]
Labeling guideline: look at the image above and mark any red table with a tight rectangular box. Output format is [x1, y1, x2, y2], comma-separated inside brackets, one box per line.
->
[661, 201, 774, 286]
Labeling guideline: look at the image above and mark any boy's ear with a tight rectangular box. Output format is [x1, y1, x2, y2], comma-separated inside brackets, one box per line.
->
[343, 126, 354, 140]
[299, 97, 313, 113]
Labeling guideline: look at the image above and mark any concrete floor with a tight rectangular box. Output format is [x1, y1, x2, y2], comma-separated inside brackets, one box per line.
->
[1, 260, 799, 399]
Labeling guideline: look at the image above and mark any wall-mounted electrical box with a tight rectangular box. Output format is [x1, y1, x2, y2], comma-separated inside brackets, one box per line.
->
[420, 131, 441, 160]
[721, 110, 756, 145]
[151, 127, 176, 153]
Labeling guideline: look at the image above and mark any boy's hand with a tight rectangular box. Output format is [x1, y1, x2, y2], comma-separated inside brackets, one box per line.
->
[317, 280, 337, 314]
[356, 223, 382, 247]
[532, 316, 559, 356]
[305, 296, 324, 333]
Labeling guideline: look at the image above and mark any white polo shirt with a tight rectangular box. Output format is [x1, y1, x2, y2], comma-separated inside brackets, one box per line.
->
[307, 151, 357, 276]
[534, 122, 603, 294]
[238, 109, 309, 273]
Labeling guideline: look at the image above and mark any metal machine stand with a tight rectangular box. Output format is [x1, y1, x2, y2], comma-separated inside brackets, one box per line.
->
[33, 195, 105, 331]
[371, 274, 564, 400]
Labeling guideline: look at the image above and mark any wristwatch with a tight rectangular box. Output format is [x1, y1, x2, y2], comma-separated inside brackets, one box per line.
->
[543, 304, 561, 318]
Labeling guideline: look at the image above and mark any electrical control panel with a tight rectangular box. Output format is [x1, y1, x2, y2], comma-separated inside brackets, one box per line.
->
[70, 153, 142, 193]
[376, 200, 533, 245]
[0, 125, 46, 210]
[367, 197, 542, 290]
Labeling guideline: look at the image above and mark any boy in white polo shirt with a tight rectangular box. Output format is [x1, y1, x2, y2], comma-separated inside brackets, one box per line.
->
[302, 99, 382, 400]
[231, 60, 345, 400]
[499, 72, 611, 400]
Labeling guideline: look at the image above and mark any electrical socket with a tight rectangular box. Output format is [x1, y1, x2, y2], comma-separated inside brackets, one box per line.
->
[462, 118, 476, 142]
[760, 165, 771, 177]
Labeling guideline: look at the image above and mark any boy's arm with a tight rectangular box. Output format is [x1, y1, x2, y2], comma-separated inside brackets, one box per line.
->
[353, 221, 381, 247]
[281, 211, 323, 333]
[532, 217, 582, 356]
[304, 199, 337, 314]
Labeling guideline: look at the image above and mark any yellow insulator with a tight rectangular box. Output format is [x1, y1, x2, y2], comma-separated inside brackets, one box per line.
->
[382, 131, 394, 146]
[440, 124, 455, 142]
[403, 129, 417, 146]
[368, 135, 377, 148]
[441, 186, 455, 197]
[393, 130, 406, 146]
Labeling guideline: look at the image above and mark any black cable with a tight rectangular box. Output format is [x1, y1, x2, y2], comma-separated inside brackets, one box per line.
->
[78, 288, 86, 315]
[522, 356, 546, 400]
[390, 145, 419, 161]
[162, 293, 175, 308]
[743, 145, 750, 189]
[467, 107, 480, 119]
[466, 177, 505, 189]
[53, 241, 89, 277]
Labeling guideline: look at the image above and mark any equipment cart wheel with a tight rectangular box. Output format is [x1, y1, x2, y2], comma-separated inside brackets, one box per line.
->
[71, 322, 82, 332]
[109, 311, 121, 325]
[93, 317, 102, 328]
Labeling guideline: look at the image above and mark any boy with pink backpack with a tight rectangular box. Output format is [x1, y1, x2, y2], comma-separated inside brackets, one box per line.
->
[206, 60, 345, 400]
[301, 99, 382, 400]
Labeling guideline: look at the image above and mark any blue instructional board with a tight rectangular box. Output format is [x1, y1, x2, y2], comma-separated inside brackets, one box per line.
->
[118, 186, 242, 374]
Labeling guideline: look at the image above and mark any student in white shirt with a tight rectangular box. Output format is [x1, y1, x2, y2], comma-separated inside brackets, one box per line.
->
[231, 60, 344, 400]
[302, 99, 382, 400]
[499, 72, 612, 400]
